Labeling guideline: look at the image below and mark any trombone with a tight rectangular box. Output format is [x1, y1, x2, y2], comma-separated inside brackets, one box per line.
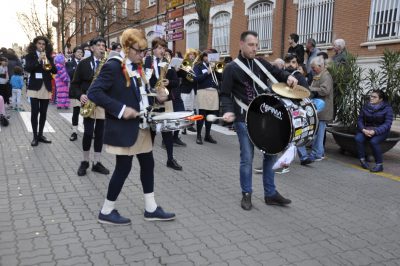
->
[209, 60, 225, 86]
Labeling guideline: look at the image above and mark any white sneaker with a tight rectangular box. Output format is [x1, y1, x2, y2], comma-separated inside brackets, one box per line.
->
[275, 167, 290, 174]
[254, 167, 263, 174]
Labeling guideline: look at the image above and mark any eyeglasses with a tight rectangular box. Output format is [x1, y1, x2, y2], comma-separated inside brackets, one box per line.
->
[130, 46, 147, 54]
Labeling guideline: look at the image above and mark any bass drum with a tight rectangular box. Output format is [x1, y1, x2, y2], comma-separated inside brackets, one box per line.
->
[246, 94, 318, 155]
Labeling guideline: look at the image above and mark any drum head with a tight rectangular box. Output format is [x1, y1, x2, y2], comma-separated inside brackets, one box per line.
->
[152, 111, 194, 120]
[246, 94, 291, 154]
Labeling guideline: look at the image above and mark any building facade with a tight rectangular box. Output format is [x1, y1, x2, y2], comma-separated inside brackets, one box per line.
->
[54, 0, 400, 67]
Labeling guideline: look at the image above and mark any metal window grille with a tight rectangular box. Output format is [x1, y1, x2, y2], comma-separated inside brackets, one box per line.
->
[134, 0, 140, 12]
[186, 20, 199, 50]
[212, 12, 231, 54]
[297, 0, 335, 45]
[368, 0, 400, 41]
[122, 0, 127, 17]
[248, 1, 274, 51]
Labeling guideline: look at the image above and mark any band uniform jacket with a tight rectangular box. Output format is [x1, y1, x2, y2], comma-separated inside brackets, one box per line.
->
[69, 56, 97, 100]
[87, 58, 141, 147]
[143, 56, 180, 101]
[24, 52, 57, 91]
[193, 62, 218, 90]
[66, 58, 79, 80]
[220, 53, 290, 122]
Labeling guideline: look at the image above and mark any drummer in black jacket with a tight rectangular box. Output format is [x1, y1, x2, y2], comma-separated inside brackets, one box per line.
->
[220, 31, 298, 211]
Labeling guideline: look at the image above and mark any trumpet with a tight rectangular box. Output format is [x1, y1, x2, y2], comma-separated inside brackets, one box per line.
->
[40, 48, 52, 71]
[180, 59, 196, 82]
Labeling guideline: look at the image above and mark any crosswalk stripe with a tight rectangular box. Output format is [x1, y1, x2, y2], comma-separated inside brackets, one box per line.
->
[59, 113, 84, 132]
[19, 112, 55, 133]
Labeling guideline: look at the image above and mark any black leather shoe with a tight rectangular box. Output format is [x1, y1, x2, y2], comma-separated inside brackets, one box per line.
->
[265, 191, 291, 206]
[241, 192, 252, 210]
[77, 161, 90, 176]
[300, 158, 313, 166]
[370, 164, 383, 172]
[92, 162, 110, 175]
[187, 126, 196, 132]
[166, 159, 182, 170]
[31, 138, 39, 147]
[37, 135, 52, 144]
[173, 138, 187, 147]
[196, 137, 203, 145]
[70, 132, 78, 141]
[360, 159, 369, 169]
[181, 129, 187, 135]
[204, 135, 217, 144]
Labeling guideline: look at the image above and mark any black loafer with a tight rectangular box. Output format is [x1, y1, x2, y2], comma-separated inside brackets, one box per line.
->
[31, 138, 39, 147]
[265, 191, 291, 206]
[166, 159, 182, 170]
[204, 135, 217, 144]
[37, 135, 52, 144]
[70, 132, 78, 141]
[77, 161, 90, 176]
[196, 137, 203, 145]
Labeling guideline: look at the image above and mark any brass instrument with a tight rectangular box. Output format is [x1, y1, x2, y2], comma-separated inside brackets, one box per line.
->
[80, 52, 107, 118]
[180, 59, 196, 82]
[40, 48, 52, 71]
[154, 54, 170, 98]
[214, 61, 225, 74]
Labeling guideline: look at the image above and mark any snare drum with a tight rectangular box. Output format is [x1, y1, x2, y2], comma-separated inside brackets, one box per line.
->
[246, 94, 318, 155]
[148, 111, 195, 132]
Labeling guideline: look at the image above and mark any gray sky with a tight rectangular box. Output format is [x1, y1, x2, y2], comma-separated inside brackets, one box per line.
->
[0, 0, 55, 48]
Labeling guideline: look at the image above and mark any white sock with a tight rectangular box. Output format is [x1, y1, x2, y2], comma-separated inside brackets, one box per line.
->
[94, 152, 101, 163]
[144, 192, 157, 212]
[83, 151, 90, 162]
[72, 126, 77, 133]
[101, 199, 115, 215]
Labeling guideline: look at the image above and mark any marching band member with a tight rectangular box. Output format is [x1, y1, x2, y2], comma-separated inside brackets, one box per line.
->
[66, 46, 84, 141]
[221, 31, 297, 210]
[87, 28, 175, 225]
[193, 50, 219, 145]
[144, 37, 183, 170]
[178, 48, 198, 135]
[25, 36, 57, 147]
[70, 37, 110, 176]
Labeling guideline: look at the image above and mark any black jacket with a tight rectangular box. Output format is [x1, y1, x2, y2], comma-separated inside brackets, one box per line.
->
[69, 56, 97, 100]
[144, 55, 180, 101]
[24, 52, 57, 92]
[220, 53, 290, 122]
[288, 44, 305, 65]
[177, 68, 197, 94]
[87, 58, 141, 147]
[66, 58, 80, 80]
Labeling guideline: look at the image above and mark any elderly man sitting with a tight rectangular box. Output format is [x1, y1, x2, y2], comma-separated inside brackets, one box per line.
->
[298, 56, 334, 164]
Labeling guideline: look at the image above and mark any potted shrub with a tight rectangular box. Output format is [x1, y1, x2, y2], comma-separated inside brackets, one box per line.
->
[327, 51, 400, 156]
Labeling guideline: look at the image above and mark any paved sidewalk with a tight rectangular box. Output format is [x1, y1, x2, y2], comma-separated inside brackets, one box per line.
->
[1, 104, 399, 266]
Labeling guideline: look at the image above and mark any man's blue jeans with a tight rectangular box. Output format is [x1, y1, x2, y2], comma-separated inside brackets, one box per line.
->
[234, 122, 277, 197]
[355, 132, 388, 164]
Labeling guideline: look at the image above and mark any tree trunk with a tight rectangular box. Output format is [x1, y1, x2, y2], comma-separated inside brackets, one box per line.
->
[195, 0, 211, 51]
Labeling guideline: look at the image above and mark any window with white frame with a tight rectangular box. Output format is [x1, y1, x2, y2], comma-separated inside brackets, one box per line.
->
[212, 12, 231, 54]
[248, 1, 274, 51]
[96, 17, 99, 30]
[297, 0, 335, 45]
[112, 1, 117, 22]
[368, 0, 400, 41]
[134, 0, 140, 12]
[186, 20, 199, 50]
[89, 17, 93, 32]
[122, 0, 127, 17]
[149, 0, 156, 6]
[70, 17, 76, 34]
[147, 31, 155, 49]
[83, 18, 87, 35]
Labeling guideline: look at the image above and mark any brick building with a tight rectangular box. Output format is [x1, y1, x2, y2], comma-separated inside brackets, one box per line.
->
[54, 0, 400, 68]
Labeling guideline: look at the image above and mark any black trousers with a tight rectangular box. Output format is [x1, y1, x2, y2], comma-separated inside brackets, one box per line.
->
[150, 130, 174, 161]
[196, 109, 217, 137]
[72, 106, 80, 126]
[106, 152, 155, 201]
[30, 98, 49, 139]
[82, 117, 104, 152]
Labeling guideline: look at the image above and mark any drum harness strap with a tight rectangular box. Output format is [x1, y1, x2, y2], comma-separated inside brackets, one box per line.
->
[232, 58, 278, 113]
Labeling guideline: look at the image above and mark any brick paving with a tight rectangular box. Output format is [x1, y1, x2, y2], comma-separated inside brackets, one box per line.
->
[1, 104, 399, 266]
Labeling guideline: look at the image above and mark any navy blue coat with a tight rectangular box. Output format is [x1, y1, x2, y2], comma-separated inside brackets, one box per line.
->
[87, 59, 141, 147]
[357, 101, 393, 136]
[193, 62, 218, 90]
[24, 52, 57, 91]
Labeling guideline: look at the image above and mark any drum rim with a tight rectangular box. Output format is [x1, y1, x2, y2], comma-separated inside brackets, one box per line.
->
[151, 111, 194, 120]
